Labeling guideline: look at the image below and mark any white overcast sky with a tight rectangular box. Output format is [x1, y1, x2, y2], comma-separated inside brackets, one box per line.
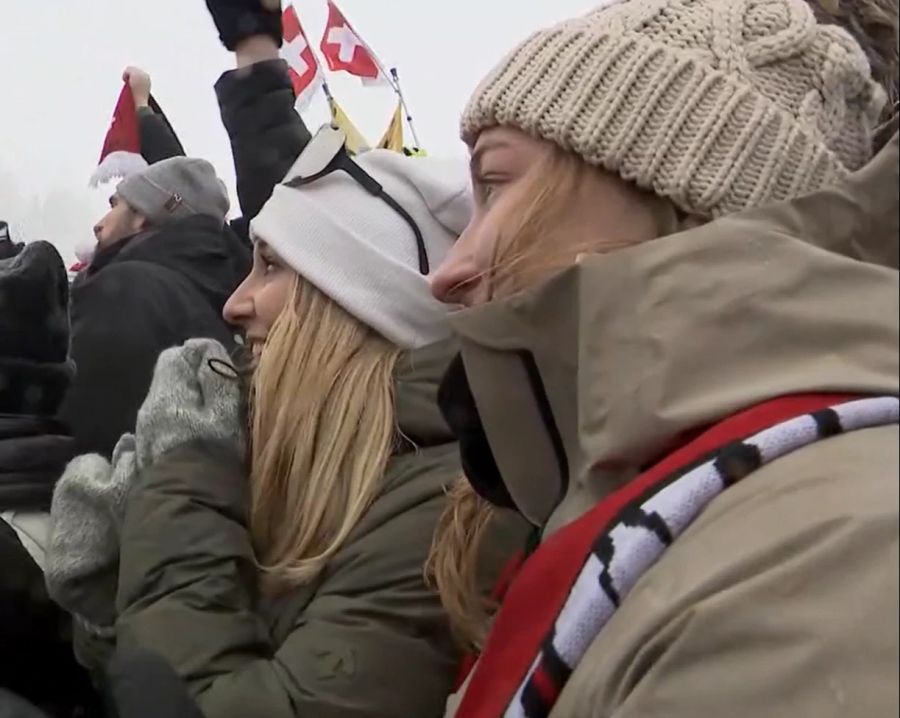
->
[0, 1, 597, 260]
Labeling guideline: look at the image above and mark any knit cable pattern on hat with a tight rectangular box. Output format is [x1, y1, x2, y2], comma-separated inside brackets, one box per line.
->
[462, 0, 886, 217]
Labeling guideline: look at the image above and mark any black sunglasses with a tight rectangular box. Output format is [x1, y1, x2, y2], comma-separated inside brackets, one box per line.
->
[282, 125, 430, 275]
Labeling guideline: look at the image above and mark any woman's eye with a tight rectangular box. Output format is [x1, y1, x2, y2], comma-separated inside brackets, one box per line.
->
[253, 252, 279, 277]
[478, 179, 500, 205]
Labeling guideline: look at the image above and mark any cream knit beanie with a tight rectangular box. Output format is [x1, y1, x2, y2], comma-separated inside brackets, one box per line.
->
[462, 0, 887, 217]
[252, 150, 471, 349]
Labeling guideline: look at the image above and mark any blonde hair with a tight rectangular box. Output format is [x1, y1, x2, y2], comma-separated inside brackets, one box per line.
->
[250, 275, 401, 591]
[425, 477, 499, 650]
[428, 145, 688, 649]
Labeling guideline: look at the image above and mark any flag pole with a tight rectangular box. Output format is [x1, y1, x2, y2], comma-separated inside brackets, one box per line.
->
[321, 79, 337, 119]
[328, 3, 424, 148]
[389, 67, 422, 149]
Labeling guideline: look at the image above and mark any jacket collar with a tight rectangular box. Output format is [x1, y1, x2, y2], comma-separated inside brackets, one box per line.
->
[446, 134, 899, 535]
[86, 228, 156, 276]
[393, 338, 457, 453]
[80, 217, 251, 315]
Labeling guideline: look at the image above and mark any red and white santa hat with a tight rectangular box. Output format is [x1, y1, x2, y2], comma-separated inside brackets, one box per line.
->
[89, 83, 148, 188]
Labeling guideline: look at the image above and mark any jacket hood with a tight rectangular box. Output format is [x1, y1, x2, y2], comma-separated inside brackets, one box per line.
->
[0, 414, 74, 511]
[444, 133, 899, 533]
[87, 215, 251, 313]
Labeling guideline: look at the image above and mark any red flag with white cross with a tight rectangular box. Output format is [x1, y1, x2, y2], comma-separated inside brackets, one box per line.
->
[319, 0, 387, 85]
[281, 4, 323, 109]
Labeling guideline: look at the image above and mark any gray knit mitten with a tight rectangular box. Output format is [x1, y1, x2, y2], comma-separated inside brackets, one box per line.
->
[46, 338, 245, 645]
[135, 338, 246, 469]
[46, 433, 137, 631]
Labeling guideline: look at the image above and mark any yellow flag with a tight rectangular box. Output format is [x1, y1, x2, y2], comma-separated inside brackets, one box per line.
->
[377, 102, 405, 153]
[328, 97, 370, 156]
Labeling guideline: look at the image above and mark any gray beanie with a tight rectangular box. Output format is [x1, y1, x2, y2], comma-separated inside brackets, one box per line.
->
[117, 157, 230, 227]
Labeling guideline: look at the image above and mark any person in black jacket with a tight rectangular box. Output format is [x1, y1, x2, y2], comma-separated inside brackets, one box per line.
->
[0, 241, 100, 718]
[57, 157, 251, 459]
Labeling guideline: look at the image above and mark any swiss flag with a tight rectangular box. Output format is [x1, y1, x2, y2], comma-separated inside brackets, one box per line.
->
[319, 1, 385, 85]
[281, 5, 323, 109]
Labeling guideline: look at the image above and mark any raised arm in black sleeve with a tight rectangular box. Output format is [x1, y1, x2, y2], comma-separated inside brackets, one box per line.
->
[137, 100, 187, 165]
[215, 59, 312, 223]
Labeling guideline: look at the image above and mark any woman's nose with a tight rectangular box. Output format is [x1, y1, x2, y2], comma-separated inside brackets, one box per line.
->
[430, 248, 484, 307]
[223, 282, 253, 326]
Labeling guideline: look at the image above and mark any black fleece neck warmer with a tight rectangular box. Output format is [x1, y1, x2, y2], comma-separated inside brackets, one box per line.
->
[0, 357, 75, 416]
[438, 354, 516, 510]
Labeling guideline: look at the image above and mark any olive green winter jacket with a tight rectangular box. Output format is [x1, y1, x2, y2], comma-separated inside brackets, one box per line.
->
[113, 341, 483, 718]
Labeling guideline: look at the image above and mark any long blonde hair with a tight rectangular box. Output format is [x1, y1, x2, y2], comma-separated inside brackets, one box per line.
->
[427, 146, 685, 649]
[251, 275, 401, 591]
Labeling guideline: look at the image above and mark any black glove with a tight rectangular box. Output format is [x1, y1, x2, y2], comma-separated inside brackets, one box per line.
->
[205, 0, 283, 52]
[103, 648, 205, 718]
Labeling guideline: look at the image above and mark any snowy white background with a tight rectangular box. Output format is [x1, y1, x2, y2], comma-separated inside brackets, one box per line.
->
[0, 0, 596, 262]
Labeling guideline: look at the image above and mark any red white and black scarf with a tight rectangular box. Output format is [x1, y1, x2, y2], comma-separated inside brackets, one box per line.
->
[455, 394, 900, 718]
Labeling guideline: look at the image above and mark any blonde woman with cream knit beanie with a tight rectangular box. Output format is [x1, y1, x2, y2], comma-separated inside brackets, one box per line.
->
[427, 2, 900, 717]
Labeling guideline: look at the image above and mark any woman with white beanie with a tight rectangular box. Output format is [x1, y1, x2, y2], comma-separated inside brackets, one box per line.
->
[77, 124, 526, 718]
[424, 0, 899, 716]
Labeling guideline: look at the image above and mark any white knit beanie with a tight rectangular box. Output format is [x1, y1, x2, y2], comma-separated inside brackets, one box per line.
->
[462, 0, 887, 217]
[251, 149, 471, 349]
